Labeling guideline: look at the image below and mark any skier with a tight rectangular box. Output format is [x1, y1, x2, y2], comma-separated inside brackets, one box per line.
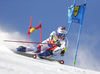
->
[16, 26, 68, 57]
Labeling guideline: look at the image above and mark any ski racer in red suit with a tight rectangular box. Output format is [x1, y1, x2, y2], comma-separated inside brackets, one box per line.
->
[16, 26, 68, 57]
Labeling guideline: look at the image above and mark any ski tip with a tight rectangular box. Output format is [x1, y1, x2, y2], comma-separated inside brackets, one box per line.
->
[33, 54, 37, 59]
[59, 60, 64, 64]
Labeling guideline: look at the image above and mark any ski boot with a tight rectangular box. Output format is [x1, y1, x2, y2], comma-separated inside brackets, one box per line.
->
[38, 50, 53, 57]
[15, 46, 26, 52]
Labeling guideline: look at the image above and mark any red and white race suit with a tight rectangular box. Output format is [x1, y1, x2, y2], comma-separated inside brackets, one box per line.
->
[26, 31, 68, 55]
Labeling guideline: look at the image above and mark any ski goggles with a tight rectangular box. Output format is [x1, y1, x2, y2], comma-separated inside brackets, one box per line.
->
[58, 33, 66, 37]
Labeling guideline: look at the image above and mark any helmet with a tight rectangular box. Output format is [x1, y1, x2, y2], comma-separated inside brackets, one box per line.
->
[57, 26, 67, 37]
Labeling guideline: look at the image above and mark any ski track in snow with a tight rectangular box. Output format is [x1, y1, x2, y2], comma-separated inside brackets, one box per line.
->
[0, 49, 100, 74]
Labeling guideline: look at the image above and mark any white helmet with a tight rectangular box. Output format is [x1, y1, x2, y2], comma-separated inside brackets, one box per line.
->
[57, 26, 67, 37]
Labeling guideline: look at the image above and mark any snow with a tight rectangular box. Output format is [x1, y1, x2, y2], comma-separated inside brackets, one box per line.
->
[0, 50, 100, 74]
[0, 28, 100, 74]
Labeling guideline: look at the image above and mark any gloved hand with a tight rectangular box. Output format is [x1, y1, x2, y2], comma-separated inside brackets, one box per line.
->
[60, 50, 65, 56]
[48, 35, 61, 47]
[48, 39, 55, 47]
[55, 41, 61, 47]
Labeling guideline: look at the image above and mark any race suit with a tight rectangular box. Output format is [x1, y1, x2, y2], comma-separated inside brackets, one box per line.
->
[26, 31, 68, 55]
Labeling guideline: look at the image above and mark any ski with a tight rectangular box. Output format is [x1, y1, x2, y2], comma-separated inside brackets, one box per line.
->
[10, 49, 34, 58]
[10, 49, 64, 64]
[33, 54, 64, 64]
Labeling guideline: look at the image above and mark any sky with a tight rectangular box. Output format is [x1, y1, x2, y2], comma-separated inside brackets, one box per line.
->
[0, 0, 100, 72]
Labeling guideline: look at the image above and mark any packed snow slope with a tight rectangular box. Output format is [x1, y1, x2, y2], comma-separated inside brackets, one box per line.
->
[0, 28, 100, 74]
[0, 48, 100, 74]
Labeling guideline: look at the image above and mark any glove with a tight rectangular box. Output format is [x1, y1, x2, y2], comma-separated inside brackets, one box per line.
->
[49, 35, 61, 47]
[48, 39, 55, 47]
[60, 50, 65, 56]
[55, 41, 61, 47]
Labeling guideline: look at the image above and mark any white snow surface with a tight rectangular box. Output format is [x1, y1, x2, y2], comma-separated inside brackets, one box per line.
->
[0, 49, 100, 74]
[0, 28, 100, 74]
